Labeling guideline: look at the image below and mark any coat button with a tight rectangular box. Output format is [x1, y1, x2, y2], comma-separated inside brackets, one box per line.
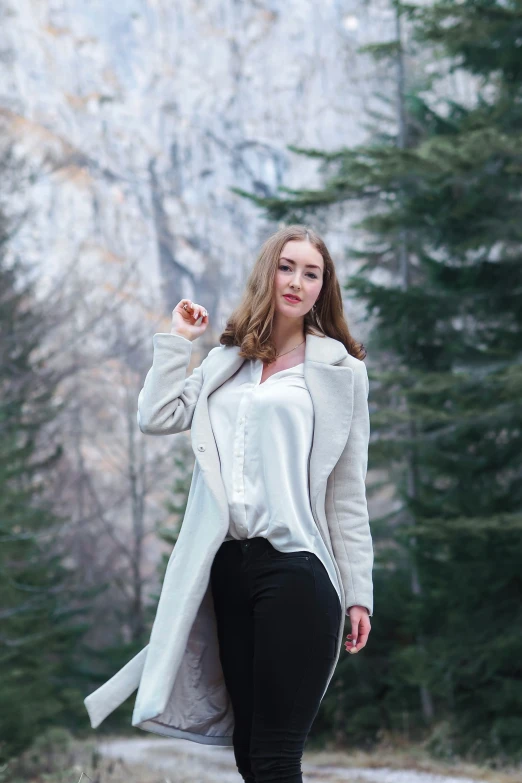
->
[197, 443, 206, 452]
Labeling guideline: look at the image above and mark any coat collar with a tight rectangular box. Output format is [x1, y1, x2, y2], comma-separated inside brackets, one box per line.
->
[203, 331, 349, 377]
[193, 331, 355, 524]
[303, 330, 349, 366]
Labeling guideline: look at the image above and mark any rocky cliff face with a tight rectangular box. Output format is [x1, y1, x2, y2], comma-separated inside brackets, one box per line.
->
[1, 0, 397, 332]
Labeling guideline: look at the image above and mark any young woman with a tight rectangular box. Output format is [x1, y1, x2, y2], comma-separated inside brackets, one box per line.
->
[84, 224, 373, 783]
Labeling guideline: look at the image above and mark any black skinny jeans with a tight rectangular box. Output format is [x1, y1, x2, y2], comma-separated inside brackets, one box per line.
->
[210, 536, 342, 783]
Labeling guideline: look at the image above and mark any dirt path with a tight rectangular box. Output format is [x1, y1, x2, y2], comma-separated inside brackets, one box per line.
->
[97, 737, 486, 783]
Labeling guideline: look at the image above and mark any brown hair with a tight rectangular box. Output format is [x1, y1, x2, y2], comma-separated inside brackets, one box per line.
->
[219, 224, 366, 363]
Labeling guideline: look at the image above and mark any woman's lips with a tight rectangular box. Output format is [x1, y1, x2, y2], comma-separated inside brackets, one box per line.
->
[283, 295, 301, 303]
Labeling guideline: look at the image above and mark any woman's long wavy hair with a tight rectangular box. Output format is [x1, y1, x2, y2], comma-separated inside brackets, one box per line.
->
[219, 224, 366, 363]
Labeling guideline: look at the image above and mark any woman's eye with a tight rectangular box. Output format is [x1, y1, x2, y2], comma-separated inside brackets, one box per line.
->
[279, 264, 318, 279]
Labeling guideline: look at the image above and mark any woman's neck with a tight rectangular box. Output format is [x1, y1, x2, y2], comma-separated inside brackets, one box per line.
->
[270, 318, 305, 357]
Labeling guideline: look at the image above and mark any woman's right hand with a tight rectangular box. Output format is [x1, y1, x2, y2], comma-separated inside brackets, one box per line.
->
[170, 299, 209, 341]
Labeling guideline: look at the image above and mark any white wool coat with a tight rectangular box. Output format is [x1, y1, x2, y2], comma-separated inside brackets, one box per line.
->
[84, 330, 374, 744]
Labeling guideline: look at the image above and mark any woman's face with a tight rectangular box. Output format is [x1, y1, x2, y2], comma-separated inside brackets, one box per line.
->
[274, 240, 324, 320]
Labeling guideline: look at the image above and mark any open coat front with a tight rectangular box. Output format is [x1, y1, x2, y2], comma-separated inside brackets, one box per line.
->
[84, 331, 374, 744]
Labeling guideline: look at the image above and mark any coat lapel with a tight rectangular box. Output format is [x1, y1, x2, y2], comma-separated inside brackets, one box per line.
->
[191, 332, 355, 525]
[303, 333, 354, 510]
[190, 349, 246, 521]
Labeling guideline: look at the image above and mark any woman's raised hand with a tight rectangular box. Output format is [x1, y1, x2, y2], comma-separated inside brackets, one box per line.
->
[170, 299, 209, 342]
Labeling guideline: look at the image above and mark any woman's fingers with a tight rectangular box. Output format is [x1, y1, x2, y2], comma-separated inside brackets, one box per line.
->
[178, 300, 208, 321]
[345, 625, 359, 653]
[191, 304, 208, 321]
[348, 627, 369, 652]
[345, 612, 371, 653]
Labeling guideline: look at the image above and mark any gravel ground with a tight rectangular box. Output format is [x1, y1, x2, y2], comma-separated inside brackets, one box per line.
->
[97, 737, 487, 783]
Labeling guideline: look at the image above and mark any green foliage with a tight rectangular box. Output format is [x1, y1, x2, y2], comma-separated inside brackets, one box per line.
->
[0, 216, 93, 763]
[403, 0, 522, 82]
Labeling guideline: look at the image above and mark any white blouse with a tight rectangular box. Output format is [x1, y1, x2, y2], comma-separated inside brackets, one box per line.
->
[207, 356, 342, 611]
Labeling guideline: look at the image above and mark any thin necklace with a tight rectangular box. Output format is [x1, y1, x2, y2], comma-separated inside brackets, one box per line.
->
[275, 338, 305, 359]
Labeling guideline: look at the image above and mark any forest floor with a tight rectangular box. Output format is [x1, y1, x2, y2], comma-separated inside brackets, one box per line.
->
[82, 735, 521, 783]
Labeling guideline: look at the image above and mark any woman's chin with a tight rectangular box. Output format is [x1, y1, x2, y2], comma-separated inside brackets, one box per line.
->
[275, 304, 306, 319]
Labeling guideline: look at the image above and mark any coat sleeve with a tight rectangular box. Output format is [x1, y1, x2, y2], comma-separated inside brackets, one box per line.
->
[137, 332, 220, 435]
[330, 359, 374, 617]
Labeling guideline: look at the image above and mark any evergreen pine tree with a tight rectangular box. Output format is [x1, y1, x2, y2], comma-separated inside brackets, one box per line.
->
[0, 193, 92, 765]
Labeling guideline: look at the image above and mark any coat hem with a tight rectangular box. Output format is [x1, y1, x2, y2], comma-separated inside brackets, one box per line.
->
[136, 719, 234, 746]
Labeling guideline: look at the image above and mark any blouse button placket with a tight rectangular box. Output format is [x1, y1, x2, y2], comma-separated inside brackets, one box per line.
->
[232, 384, 254, 536]
[231, 362, 264, 537]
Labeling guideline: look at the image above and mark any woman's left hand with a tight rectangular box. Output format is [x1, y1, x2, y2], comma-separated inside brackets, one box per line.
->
[345, 605, 371, 654]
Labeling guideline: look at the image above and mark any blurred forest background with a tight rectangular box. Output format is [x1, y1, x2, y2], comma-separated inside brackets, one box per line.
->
[1, 0, 521, 779]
